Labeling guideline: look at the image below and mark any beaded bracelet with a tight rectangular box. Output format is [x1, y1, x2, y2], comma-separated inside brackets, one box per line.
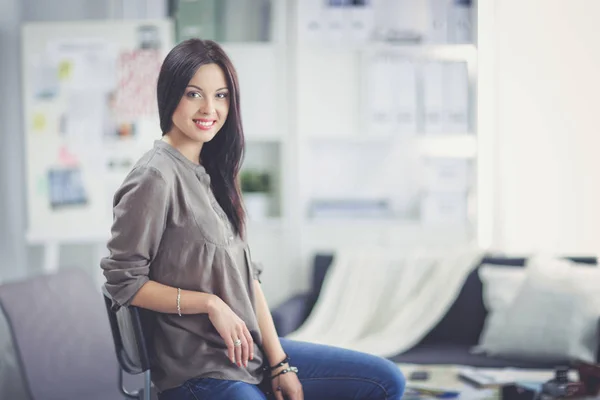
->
[270, 354, 290, 370]
[270, 366, 299, 380]
[176, 288, 182, 317]
[262, 354, 290, 373]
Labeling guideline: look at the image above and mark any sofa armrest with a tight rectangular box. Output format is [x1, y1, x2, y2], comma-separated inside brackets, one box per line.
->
[271, 293, 315, 337]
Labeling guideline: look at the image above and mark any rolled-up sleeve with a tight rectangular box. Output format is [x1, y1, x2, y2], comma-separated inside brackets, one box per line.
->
[101, 166, 169, 307]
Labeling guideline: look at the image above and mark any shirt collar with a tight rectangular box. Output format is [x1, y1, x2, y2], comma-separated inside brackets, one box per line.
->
[154, 140, 211, 185]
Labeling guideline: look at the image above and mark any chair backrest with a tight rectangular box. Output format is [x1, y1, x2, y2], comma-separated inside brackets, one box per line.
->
[102, 287, 152, 375]
[0, 305, 31, 400]
[0, 268, 120, 400]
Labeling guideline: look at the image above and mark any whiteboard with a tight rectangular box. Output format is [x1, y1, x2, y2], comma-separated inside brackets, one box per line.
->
[22, 20, 174, 244]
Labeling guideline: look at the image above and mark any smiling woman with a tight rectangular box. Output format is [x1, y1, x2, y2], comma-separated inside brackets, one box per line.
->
[156, 39, 245, 238]
[101, 38, 405, 400]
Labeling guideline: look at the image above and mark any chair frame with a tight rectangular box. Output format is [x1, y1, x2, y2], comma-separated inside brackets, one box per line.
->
[102, 287, 152, 400]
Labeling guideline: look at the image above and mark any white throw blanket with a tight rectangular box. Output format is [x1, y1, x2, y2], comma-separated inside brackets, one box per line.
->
[286, 245, 484, 357]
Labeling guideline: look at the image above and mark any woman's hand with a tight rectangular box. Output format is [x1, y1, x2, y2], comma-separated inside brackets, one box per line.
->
[207, 296, 254, 367]
[271, 365, 303, 400]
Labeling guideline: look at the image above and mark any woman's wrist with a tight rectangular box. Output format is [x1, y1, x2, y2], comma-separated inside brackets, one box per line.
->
[205, 293, 222, 316]
[265, 348, 287, 368]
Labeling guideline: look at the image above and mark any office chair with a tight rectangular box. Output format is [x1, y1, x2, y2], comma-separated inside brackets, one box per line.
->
[0, 269, 122, 400]
[102, 287, 152, 400]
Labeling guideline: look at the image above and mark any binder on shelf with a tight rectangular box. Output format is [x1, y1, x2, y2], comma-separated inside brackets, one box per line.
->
[420, 191, 467, 225]
[323, 0, 349, 45]
[297, 0, 324, 44]
[421, 61, 445, 134]
[423, 157, 471, 192]
[443, 61, 470, 133]
[394, 58, 419, 134]
[366, 54, 396, 135]
[348, 0, 375, 45]
[425, 0, 450, 44]
[447, 0, 473, 44]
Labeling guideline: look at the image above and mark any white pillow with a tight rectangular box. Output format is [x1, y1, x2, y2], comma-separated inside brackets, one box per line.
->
[475, 256, 600, 363]
[478, 264, 526, 312]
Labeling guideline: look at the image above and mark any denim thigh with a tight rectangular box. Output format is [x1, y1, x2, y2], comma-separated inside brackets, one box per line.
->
[280, 338, 406, 400]
[158, 378, 267, 400]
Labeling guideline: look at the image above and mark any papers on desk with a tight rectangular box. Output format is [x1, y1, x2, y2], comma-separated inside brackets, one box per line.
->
[457, 367, 571, 389]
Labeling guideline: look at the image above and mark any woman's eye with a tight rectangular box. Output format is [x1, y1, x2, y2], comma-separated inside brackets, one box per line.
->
[187, 92, 201, 98]
[216, 92, 229, 99]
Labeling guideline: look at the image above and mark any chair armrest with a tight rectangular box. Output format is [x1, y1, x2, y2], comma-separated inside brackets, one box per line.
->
[271, 293, 316, 337]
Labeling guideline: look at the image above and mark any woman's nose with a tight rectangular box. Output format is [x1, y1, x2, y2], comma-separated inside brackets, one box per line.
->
[200, 98, 215, 115]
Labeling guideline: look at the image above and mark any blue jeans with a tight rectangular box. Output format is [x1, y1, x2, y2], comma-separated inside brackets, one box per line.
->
[158, 338, 405, 400]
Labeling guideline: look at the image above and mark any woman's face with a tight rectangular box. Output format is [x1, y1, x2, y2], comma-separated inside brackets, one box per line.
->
[170, 63, 230, 145]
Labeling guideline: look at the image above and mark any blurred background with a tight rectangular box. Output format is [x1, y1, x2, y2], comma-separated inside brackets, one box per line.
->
[3, 0, 600, 398]
[2, 0, 599, 305]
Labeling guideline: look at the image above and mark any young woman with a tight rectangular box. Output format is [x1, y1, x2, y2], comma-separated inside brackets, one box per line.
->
[101, 38, 405, 400]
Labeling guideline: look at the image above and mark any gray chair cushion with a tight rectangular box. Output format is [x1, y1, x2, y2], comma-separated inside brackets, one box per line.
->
[0, 305, 30, 399]
[0, 269, 124, 400]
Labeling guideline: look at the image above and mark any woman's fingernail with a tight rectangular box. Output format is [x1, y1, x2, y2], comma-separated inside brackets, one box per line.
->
[244, 361, 248, 367]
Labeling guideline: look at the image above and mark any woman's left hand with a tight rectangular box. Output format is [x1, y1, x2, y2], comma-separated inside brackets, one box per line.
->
[272, 368, 303, 400]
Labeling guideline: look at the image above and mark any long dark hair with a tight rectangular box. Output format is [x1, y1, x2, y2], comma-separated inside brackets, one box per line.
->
[157, 39, 246, 238]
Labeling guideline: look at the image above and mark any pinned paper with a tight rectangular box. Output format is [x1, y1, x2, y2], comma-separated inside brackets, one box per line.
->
[114, 49, 162, 120]
[57, 60, 73, 81]
[58, 146, 79, 167]
[32, 112, 47, 132]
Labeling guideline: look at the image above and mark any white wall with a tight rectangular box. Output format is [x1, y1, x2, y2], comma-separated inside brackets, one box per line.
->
[493, 0, 600, 255]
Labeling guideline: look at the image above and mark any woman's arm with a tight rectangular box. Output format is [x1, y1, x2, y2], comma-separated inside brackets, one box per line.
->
[254, 279, 286, 364]
[254, 280, 304, 400]
[130, 280, 216, 315]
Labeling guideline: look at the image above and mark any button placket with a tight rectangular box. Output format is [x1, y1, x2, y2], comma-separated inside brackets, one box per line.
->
[197, 172, 235, 244]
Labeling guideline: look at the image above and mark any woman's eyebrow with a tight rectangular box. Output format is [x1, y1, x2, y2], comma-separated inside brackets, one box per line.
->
[187, 85, 228, 91]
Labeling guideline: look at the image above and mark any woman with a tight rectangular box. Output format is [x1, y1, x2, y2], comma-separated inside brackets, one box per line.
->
[101, 38, 405, 400]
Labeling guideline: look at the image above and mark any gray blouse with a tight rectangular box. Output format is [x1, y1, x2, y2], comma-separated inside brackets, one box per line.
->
[101, 140, 265, 391]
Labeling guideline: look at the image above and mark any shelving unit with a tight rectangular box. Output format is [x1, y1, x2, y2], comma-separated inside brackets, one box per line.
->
[174, 0, 483, 301]
[291, 0, 481, 287]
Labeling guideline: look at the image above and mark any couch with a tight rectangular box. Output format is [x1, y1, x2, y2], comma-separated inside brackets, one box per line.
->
[271, 254, 600, 369]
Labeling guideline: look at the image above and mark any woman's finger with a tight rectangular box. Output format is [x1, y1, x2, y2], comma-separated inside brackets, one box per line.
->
[243, 327, 254, 360]
[237, 326, 250, 367]
[273, 383, 284, 400]
[233, 334, 242, 367]
[224, 337, 235, 364]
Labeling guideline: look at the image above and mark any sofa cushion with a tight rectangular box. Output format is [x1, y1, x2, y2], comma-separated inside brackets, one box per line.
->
[417, 256, 597, 348]
[475, 256, 600, 363]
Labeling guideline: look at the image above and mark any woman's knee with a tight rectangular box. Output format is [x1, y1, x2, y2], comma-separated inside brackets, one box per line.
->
[220, 382, 267, 400]
[379, 359, 406, 399]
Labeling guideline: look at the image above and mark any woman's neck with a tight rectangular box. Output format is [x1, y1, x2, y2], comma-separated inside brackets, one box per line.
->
[162, 132, 203, 165]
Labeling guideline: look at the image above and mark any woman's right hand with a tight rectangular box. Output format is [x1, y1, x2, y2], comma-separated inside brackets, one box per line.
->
[208, 296, 254, 367]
